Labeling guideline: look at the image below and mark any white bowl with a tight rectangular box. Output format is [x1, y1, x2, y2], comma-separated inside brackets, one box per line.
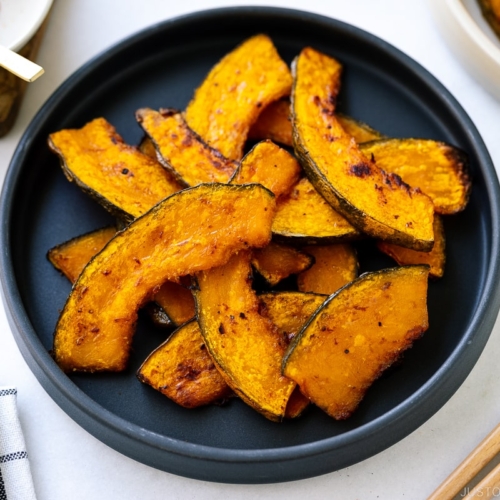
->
[0, 0, 53, 52]
[429, 0, 500, 101]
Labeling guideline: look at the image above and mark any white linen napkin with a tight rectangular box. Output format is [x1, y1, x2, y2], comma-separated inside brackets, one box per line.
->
[0, 387, 36, 500]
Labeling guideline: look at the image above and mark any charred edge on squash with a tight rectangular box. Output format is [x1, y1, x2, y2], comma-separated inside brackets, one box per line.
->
[136, 108, 237, 188]
[48, 136, 135, 223]
[442, 145, 472, 213]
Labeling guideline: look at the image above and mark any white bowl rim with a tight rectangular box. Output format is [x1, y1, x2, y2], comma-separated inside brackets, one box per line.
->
[7, 0, 53, 53]
[446, 0, 500, 64]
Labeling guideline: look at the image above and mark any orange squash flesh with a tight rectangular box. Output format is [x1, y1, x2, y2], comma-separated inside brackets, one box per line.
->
[152, 281, 196, 326]
[138, 291, 322, 411]
[138, 136, 158, 159]
[283, 266, 429, 420]
[136, 108, 237, 187]
[259, 291, 326, 343]
[48, 117, 182, 222]
[230, 140, 301, 199]
[54, 183, 276, 373]
[272, 177, 360, 244]
[48, 228, 195, 327]
[297, 244, 358, 295]
[194, 251, 295, 421]
[248, 99, 293, 146]
[259, 291, 327, 418]
[137, 320, 234, 408]
[337, 114, 385, 143]
[292, 47, 434, 251]
[247, 99, 384, 147]
[284, 388, 311, 419]
[47, 227, 117, 283]
[361, 138, 471, 215]
[262, 291, 326, 417]
[251, 242, 314, 286]
[185, 34, 293, 161]
[377, 216, 446, 279]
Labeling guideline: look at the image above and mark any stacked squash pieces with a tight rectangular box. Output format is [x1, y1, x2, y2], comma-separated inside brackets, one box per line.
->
[47, 35, 471, 422]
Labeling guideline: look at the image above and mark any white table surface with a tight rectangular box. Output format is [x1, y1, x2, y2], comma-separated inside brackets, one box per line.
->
[1, 1, 499, 498]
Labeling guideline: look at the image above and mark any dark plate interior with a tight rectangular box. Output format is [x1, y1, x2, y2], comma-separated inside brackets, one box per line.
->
[1, 7, 499, 484]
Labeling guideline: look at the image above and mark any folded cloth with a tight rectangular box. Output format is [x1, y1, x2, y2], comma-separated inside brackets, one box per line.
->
[0, 387, 36, 500]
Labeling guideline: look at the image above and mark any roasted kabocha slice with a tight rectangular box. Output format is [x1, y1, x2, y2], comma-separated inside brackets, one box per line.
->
[48, 117, 182, 222]
[291, 47, 434, 251]
[297, 244, 358, 295]
[54, 183, 276, 373]
[47, 226, 117, 284]
[336, 113, 385, 143]
[248, 98, 384, 147]
[248, 99, 294, 146]
[138, 291, 324, 414]
[48, 228, 196, 328]
[136, 108, 237, 187]
[194, 251, 295, 421]
[272, 177, 360, 244]
[151, 280, 196, 326]
[252, 242, 314, 286]
[137, 320, 234, 408]
[185, 34, 293, 160]
[283, 266, 429, 419]
[229, 140, 301, 199]
[360, 138, 471, 215]
[377, 216, 446, 279]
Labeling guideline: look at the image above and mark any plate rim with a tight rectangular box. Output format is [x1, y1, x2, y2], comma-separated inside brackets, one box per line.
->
[2, 5, 500, 482]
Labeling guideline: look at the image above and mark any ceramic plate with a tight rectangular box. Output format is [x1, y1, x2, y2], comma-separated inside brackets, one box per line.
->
[1, 7, 499, 484]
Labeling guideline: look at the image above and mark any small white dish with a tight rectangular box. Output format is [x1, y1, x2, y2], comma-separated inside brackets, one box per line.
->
[428, 0, 500, 101]
[0, 0, 53, 52]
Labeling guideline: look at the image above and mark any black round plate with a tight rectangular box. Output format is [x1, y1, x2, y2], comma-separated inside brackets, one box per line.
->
[1, 7, 500, 484]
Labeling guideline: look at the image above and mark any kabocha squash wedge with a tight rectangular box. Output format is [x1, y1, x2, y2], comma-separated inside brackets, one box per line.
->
[478, 0, 500, 38]
[229, 142, 352, 245]
[48, 228, 194, 328]
[360, 138, 471, 214]
[260, 291, 327, 417]
[284, 387, 311, 419]
[138, 136, 157, 159]
[251, 242, 314, 286]
[283, 266, 430, 420]
[54, 183, 276, 373]
[377, 216, 446, 279]
[136, 108, 237, 187]
[152, 280, 196, 326]
[229, 140, 301, 199]
[272, 177, 360, 244]
[337, 113, 385, 143]
[259, 291, 326, 343]
[194, 251, 295, 421]
[297, 244, 358, 295]
[48, 117, 182, 222]
[248, 99, 293, 146]
[137, 320, 233, 408]
[247, 99, 384, 147]
[47, 227, 117, 283]
[185, 34, 293, 160]
[139, 291, 323, 411]
[291, 47, 434, 251]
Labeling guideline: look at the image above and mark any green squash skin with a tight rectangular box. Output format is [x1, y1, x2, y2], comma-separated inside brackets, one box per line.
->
[290, 56, 434, 252]
[281, 265, 430, 373]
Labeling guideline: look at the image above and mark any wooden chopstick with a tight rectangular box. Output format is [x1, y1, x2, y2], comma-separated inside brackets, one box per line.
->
[428, 422, 500, 499]
[467, 462, 500, 499]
